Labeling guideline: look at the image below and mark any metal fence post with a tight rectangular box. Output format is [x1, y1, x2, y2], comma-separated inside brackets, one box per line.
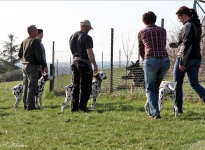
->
[110, 28, 114, 94]
[161, 18, 164, 28]
[49, 41, 55, 92]
[49, 64, 55, 92]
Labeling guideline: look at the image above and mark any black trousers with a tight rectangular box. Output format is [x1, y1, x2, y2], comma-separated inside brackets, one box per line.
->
[71, 59, 93, 111]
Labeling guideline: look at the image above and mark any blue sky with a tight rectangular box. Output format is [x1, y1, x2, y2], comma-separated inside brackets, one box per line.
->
[0, 1, 202, 63]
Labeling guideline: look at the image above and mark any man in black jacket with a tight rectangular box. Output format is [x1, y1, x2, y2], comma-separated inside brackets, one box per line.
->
[18, 25, 47, 110]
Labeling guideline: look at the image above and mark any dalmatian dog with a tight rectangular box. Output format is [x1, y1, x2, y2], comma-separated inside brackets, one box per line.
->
[60, 71, 107, 112]
[60, 83, 73, 112]
[35, 73, 54, 108]
[144, 81, 178, 117]
[6, 73, 54, 110]
[5, 83, 23, 110]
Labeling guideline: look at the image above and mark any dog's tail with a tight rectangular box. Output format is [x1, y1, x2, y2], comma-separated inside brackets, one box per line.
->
[168, 81, 177, 91]
[5, 84, 12, 92]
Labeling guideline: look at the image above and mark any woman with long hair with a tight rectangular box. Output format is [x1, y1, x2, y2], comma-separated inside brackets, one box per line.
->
[169, 6, 205, 114]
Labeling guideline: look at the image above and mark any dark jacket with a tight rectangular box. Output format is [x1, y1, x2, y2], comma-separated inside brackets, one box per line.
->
[18, 37, 47, 67]
[176, 16, 202, 66]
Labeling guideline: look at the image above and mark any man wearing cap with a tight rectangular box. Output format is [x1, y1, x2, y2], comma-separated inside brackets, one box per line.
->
[36, 29, 48, 79]
[18, 25, 47, 110]
[69, 20, 98, 112]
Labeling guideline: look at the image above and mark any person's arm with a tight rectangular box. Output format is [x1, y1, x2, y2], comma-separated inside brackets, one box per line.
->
[178, 23, 193, 68]
[40, 43, 48, 73]
[138, 31, 145, 60]
[18, 42, 23, 59]
[87, 48, 98, 73]
[32, 39, 47, 68]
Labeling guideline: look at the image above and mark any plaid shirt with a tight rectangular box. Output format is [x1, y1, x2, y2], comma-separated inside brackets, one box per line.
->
[138, 25, 168, 60]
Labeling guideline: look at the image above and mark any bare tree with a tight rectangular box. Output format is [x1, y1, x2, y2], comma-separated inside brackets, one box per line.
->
[122, 31, 136, 68]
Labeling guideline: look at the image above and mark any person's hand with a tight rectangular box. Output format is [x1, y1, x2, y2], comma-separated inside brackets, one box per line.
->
[38, 66, 44, 72]
[179, 65, 185, 71]
[94, 65, 98, 74]
[44, 67, 48, 73]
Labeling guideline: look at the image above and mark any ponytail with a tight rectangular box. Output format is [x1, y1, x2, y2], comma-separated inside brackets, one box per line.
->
[190, 8, 198, 17]
[176, 6, 198, 18]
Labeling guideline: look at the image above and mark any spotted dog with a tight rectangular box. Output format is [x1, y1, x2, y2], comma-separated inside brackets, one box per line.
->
[91, 71, 107, 110]
[60, 83, 73, 112]
[5, 83, 23, 110]
[60, 71, 107, 112]
[6, 73, 54, 110]
[144, 81, 178, 117]
[35, 73, 54, 108]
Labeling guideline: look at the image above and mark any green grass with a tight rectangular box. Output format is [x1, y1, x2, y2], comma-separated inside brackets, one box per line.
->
[1, 81, 205, 150]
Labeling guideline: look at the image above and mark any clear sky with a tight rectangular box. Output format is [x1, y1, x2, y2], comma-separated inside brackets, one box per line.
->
[0, 1, 203, 63]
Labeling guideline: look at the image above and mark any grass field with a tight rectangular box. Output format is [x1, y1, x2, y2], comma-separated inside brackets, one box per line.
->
[1, 81, 205, 150]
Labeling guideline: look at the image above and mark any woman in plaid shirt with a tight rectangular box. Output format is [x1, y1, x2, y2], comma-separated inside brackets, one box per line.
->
[138, 11, 170, 119]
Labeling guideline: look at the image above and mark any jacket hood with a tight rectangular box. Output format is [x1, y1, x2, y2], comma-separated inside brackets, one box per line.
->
[188, 16, 201, 27]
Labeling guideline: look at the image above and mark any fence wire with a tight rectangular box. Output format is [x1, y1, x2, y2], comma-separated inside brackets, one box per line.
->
[52, 29, 205, 102]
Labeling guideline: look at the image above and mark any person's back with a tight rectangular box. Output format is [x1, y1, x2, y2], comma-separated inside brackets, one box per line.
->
[187, 16, 202, 59]
[70, 20, 98, 112]
[138, 11, 170, 119]
[138, 25, 167, 59]
[19, 37, 46, 67]
[70, 31, 93, 59]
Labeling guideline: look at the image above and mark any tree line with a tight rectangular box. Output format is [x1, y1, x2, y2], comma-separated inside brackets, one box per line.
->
[0, 34, 20, 74]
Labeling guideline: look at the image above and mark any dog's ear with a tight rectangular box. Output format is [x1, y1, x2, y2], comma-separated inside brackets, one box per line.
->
[93, 73, 98, 79]
[43, 73, 48, 80]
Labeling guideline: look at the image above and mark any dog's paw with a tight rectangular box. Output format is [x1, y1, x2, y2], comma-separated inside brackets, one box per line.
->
[61, 105, 65, 112]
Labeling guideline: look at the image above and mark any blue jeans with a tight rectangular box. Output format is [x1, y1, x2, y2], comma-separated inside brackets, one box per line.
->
[144, 57, 170, 116]
[174, 58, 205, 112]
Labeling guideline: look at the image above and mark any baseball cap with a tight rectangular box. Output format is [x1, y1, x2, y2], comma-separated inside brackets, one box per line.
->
[80, 20, 93, 29]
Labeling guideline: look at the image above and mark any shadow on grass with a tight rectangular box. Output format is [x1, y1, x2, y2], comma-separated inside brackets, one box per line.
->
[180, 111, 205, 120]
[43, 105, 61, 109]
[0, 112, 12, 116]
[95, 101, 138, 113]
[0, 106, 13, 110]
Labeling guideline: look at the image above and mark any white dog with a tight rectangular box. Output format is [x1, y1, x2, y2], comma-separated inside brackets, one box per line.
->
[6, 73, 54, 110]
[5, 83, 23, 110]
[61, 71, 107, 112]
[144, 81, 178, 117]
[35, 73, 54, 108]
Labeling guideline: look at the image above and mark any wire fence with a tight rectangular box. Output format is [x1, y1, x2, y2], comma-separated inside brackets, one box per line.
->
[52, 29, 205, 102]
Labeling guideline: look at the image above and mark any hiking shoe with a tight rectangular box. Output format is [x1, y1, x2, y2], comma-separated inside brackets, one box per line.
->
[79, 107, 91, 113]
[149, 114, 161, 119]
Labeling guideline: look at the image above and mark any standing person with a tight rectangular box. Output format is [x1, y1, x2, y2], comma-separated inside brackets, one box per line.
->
[69, 20, 98, 112]
[36, 29, 48, 79]
[18, 25, 47, 110]
[169, 6, 205, 114]
[138, 11, 170, 119]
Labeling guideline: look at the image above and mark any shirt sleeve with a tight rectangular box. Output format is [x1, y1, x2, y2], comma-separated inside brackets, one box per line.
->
[18, 42, 23, 59]
[138, 31, 145, 59]
[85, 36, 93, 49]
[32, 39, 47, 67]
[178, 23, 193, 66]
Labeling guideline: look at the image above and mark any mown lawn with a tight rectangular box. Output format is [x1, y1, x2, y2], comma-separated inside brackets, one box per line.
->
[0, 81, 205, 150]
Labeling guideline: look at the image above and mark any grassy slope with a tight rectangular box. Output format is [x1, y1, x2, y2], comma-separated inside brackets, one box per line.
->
[0, 81, 205, 150]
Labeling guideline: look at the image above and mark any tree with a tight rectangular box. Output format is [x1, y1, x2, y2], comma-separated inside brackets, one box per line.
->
[0, 33, 20, 72]
[122, 31, 136, 68]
